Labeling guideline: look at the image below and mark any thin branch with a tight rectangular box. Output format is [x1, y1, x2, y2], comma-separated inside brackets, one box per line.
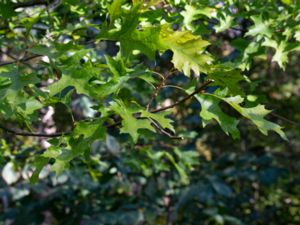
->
[149, 70, 165, 80]
[0, 80, 213, 138]
[0, 54, 42, 67]
[271, 112, 300, 126]
[146, 69, 177, 110]
[0, 51, 33, 68]
[107, 80, 214, 129]
[13, 0, 50, 9]
[0, 24, 49, 32]
[146, 73, 167, 110]
[163, 85, 186, 92]
[0, 124, 70, 137]
[150, 119, 182, 140]
[150, 79, 214, 113]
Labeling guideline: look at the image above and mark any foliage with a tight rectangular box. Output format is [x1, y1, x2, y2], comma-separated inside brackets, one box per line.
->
[0, 0, 300, 224]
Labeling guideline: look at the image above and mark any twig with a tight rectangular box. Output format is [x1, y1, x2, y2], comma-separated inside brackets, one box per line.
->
[0, 54, 42, 67]
[1, 51, 35, 68]
[13, 0, 50, 9]
[106, 80, 213, 129]
[150, 79, 214, 113]
[146, 71, 172, 110]
[0, 124, 70, 137]
[150, 118, 182, 140]
[271, 112, 300, 126]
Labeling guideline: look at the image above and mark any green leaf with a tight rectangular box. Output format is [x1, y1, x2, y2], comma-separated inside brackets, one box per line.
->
[92, 55, 135, 98]
[210, 177, 233, 197]
[28, 45, 55, 57]
[191, 85, 286, 140]
[281, 0, 292, 5]
[51, 159, 69, 176]
[0, 2, 17, 19]
[101, 3, 162, 59]
[107, 0, 123, 27]
[140, 110, 175, 133]
[159, 151, 189, 184]
[47, 51, 102, 97]
[208, 64, 245, 95]
[262, 38, 289, 69]
[0, 66, 39, 101]
[196, 94, 240, 139]
[70, 120, 105, 157]
[30, 157, 49, 184]
[160, 25, 213, 76]
[73, 119, 105, 140]
[0, 67, 41, 117]
[240, 42, 264, 70]
[41, 120, 104, 176]
[245, 15, 272, 39]
[226, 97, 286, 140]
[181, 5, 213, 31]
[105, 55, 127, 77]
[93, 76, 130, 99]
[47, 67, 95, 96]
[120, 26, 162, 59]
[21, 97, 43, 115]
[207, 93, 287, 140]
[131, 71, 157, 88]
[214, 13, 234, 33]
[109, 99, 155, 143]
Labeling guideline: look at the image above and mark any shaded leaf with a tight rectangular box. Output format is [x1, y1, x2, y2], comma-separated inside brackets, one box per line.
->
[109, 99, 155, 143]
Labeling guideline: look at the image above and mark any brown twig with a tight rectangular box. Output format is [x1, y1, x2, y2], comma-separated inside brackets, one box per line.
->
[0, 54, 42, 67]
[0, 124, 70, 137]
[150, 79, 214, 113]
[146, 70, 174, 110]
[150, 119, 182, 140]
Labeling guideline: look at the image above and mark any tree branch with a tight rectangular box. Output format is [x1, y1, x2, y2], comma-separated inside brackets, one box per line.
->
[106, 80, 214, 129]
[13, 0, 50, 9]
[0, 80, 214, 138]
[0, 124, 70, 137]
[0, 54, 42, 67]
[146, 70, 175, 110]
[150, 79, 214, 113]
